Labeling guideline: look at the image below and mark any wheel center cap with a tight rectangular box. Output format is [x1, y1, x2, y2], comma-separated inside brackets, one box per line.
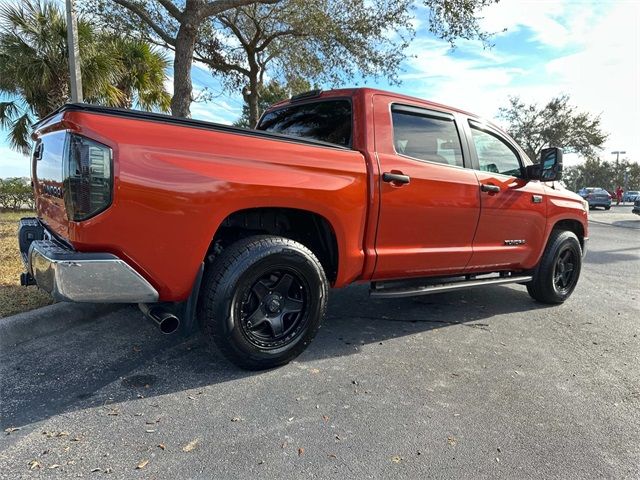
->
[265, 294, 283, 314]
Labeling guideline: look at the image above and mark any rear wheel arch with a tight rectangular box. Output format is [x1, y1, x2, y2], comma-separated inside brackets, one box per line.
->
[206, 207, 339, 284]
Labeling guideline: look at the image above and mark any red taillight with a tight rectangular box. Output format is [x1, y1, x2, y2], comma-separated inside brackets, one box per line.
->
[63, 134, 113, 221]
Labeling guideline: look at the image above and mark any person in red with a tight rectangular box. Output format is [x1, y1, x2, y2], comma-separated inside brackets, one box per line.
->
[615, 186, 624, 205]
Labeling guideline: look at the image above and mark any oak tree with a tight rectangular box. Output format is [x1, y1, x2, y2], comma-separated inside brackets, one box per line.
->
[90, 0, 279, 117]
[197, 0, 501, 127]
[498, 94, 608, 162]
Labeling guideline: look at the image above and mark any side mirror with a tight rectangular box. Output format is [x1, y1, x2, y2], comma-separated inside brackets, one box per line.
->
[539, 147, 563, 181]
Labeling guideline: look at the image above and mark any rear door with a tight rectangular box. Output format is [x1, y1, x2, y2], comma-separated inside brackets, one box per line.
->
[371, 95, 481, 280]
[463, 120, 547, 271]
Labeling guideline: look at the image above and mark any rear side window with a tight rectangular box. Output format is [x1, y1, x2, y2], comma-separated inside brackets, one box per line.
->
[470, 126, 522, 177]
[258, 100, 352, 147]
[391, 108, 464, 167]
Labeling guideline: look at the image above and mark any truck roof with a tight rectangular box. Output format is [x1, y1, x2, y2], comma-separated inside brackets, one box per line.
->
[268, 87, 483, 120]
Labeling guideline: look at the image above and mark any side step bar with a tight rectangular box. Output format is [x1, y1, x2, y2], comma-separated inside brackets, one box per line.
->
[370, 274, 533, 298]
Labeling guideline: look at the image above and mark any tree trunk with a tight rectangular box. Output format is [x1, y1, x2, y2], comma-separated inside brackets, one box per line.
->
[246, 62, 261, 128]
[171, 21, 198, 118]
[248, 83, 260, 129]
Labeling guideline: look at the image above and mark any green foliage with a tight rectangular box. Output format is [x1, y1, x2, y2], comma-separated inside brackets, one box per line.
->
[0, 178, 34, 210]
[194, 0, 501, 127]
[498, 95, 608, 163]
[85, 0, 499, 120]
[563, 158, 640, 192]
[0, 0, 171, 153]
[233, 79, 312, 128]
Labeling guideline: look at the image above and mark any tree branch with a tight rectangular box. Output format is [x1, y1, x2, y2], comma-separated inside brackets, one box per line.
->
[219, 14, 250, 47]
[156, 0, 183, 21]
[193, 52, 250, 76]
[256, 29, 301, 52]
[111, 0, 176, 46]
[201, 0, 280, 18]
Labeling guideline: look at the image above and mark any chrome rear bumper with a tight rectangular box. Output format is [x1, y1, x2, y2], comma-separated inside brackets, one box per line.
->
[19, 218, 158, 303]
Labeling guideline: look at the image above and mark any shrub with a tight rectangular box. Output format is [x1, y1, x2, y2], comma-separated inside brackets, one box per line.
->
[0, 177, 35, 210]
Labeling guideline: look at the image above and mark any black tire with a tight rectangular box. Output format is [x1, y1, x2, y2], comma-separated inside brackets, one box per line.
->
[605, 206, 611, 210]
[198, 235, 328, 370]
[527, 230, 582, 304]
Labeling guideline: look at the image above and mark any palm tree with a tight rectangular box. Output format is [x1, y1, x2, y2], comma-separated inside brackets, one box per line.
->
[108, 37, 171, 112]
[0, 1, 171, 153]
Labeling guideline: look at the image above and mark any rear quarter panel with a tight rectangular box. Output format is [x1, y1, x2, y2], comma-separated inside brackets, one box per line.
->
[58, 111, 369, 301]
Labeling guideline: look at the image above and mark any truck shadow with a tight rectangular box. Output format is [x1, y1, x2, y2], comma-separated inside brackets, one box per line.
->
[1, 285, 551, 430]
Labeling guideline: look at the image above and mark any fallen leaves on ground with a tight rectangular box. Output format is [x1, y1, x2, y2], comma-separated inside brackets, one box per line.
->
[182, 439, 199, 452]
[28, 460, 41, 470]
[447, 436, 457, 447]
[391, 456, 402, 463]
[297, 447, 304, 456]
[136, 459, 149, 470]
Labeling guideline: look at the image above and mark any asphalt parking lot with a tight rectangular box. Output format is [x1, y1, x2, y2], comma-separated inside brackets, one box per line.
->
[1, 209, 638, 479]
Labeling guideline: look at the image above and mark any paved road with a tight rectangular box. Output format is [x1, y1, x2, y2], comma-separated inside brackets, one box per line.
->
[1, 214, 639, 479]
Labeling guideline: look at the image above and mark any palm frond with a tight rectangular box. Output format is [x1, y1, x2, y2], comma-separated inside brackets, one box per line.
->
[8, 111, 33, 155]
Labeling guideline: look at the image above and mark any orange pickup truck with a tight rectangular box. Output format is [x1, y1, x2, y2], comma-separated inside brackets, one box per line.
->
[19, 88, 588, 369]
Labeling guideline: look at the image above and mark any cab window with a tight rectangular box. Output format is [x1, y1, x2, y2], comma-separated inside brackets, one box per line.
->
[391, 107, 464, 167]
[258, 100, 352, 147]
[470, 126, 522, 176]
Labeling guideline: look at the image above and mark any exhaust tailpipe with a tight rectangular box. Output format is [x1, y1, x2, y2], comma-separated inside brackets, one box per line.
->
[139, 304, 180, 335]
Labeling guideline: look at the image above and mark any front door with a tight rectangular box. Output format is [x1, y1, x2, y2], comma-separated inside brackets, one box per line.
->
[464, 121, 547, 271]
[371, 95, 481, 280]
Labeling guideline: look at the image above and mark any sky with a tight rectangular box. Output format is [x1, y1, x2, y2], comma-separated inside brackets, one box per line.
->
[1, 0, 639, 178]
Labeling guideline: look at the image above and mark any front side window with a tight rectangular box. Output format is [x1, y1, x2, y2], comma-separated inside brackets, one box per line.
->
[257, 100, 352, 147]
[391, 108, 464, 167]
[470, 126, 522, 176]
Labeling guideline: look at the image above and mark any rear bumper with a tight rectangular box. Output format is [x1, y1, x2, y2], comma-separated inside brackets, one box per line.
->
[18, 218, 158, 303]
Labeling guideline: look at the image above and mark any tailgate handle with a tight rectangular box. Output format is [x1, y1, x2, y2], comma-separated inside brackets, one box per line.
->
[481, 184, 500, 193]
[382, 172, 410, 185]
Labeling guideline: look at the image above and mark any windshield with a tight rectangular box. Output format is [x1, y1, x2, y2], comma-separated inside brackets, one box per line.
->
[257, 100, 352, 147]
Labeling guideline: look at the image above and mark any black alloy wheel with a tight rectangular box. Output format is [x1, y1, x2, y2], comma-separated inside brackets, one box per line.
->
[237, 268, 309, 349]
[553, 248, 577, 295]
[527, 229, 582, 304]
[198, 235, 328, 370]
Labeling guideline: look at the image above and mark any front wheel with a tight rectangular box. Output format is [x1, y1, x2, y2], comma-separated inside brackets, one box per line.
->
[527, 230, 582, 304]
[198, 235, 328, 370]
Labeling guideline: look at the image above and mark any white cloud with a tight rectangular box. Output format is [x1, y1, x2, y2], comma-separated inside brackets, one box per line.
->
[399, 0, 639, 165]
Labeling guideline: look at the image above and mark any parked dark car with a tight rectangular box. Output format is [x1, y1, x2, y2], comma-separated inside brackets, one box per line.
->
[577, 187, 612, 210]
[623, 190, 640, 202]
[633, 198, 640, 216]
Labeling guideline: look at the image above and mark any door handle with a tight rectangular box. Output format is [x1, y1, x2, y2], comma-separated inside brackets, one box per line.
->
[382, 172, 410, 185]
[481, 184, 500, 193]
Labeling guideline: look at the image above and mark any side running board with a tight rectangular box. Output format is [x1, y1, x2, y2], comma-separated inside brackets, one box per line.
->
[370, 273, 533, 299]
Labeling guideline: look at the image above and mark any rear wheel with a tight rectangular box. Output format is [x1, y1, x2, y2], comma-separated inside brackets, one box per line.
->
[527, 230, 582, 304]
[198, 235, 328, 370]
[605, 206, 611, 210]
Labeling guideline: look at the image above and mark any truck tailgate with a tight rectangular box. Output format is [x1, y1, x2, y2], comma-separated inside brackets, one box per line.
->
[33, 130, 69, 239]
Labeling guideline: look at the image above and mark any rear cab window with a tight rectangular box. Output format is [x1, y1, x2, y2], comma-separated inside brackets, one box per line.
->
[390, 105, 464, 168]
[257, 100, 352, 147]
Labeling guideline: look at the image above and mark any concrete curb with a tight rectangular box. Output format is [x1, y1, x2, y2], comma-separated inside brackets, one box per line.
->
[0, 303, 127, 349]
[589, 219, 640, 230]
